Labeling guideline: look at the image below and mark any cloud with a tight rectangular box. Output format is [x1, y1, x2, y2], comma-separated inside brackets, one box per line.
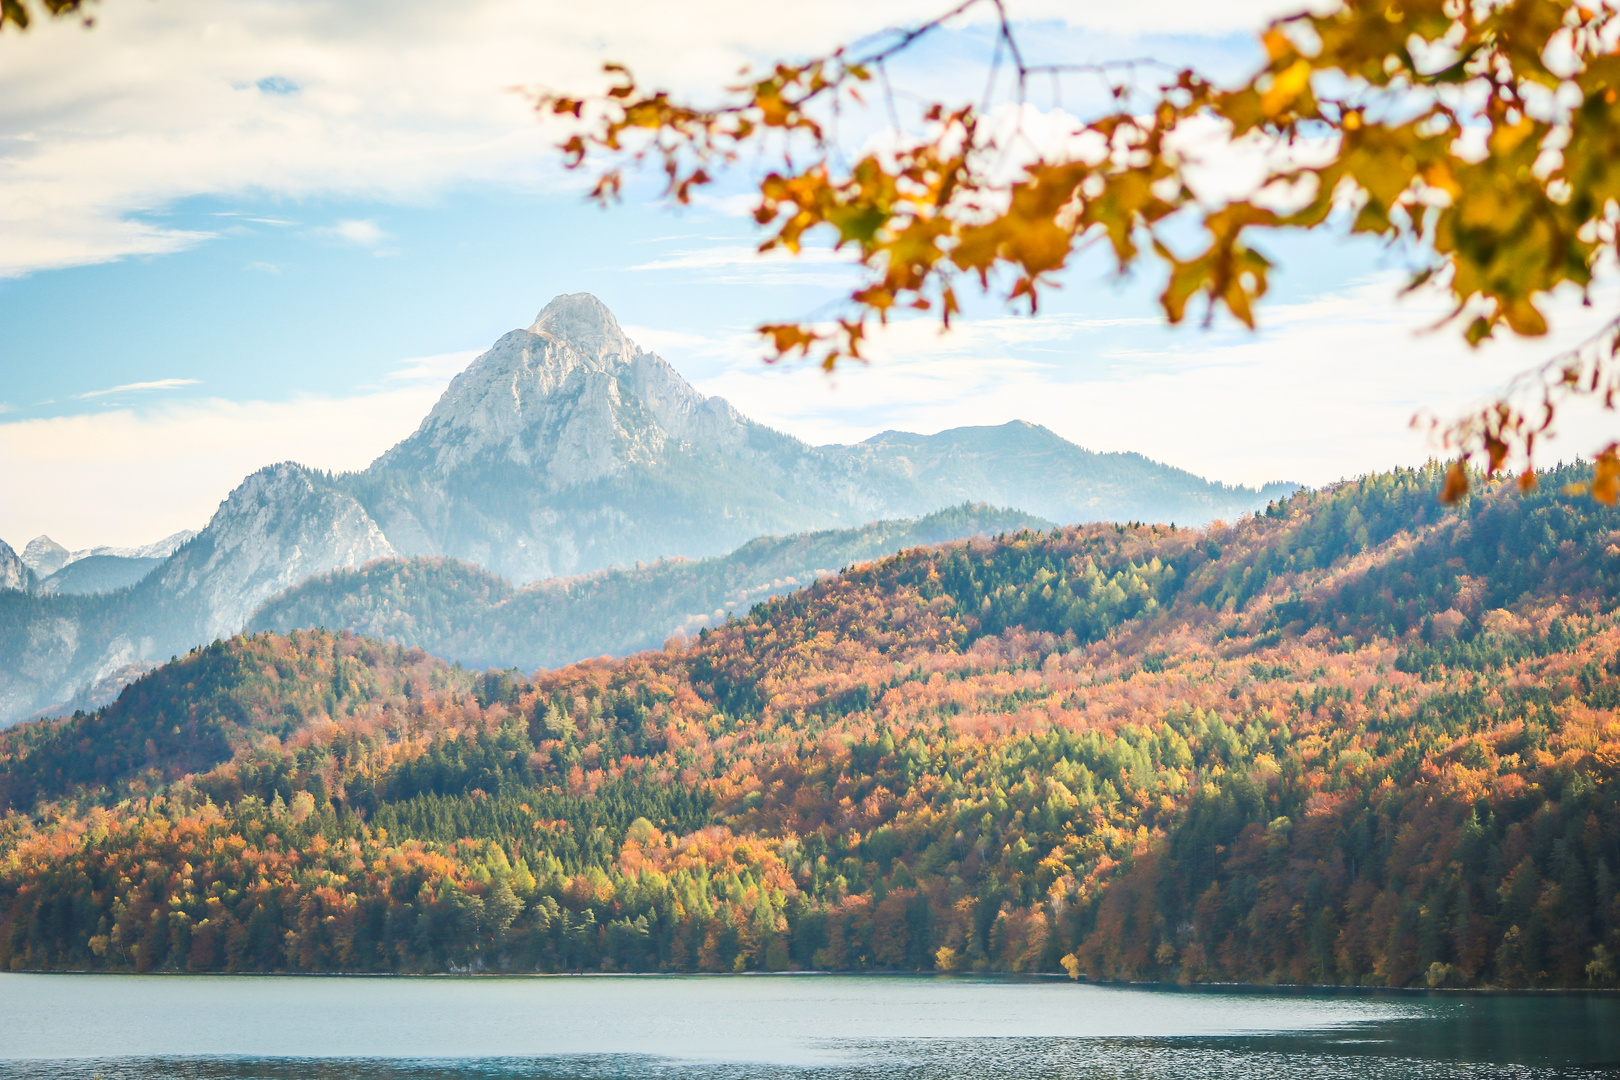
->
[0, 0, 1299, 280]
[678, 275, 1620, 489]
[74, 378, 200, 400]
[389, 350, 481, 382]
[324, 219, 389, 247]
[0, 383, 449, 551]
[627, 244, 860, 286]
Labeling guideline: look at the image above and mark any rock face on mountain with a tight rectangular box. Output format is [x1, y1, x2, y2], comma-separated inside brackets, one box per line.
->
[154, 464, 397, 640]
[349, 294, 839, 580]
[0, 292, 1295, 726]
[0, 539, 30, 594]
[21, 536, 71, 578]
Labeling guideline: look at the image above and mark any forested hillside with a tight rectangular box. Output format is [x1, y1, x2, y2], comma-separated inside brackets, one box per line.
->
[2, 463, 1618, 989]
[248, 504, 1050, 670]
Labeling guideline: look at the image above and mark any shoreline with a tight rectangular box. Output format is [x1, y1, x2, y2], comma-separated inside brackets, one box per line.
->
[1, 967, 1616, 996]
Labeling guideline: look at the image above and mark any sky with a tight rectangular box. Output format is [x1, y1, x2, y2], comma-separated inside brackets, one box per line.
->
[3, 0, 1619, 551]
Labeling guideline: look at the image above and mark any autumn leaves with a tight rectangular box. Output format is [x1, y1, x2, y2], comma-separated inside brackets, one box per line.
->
[539, 0, 1620, 496]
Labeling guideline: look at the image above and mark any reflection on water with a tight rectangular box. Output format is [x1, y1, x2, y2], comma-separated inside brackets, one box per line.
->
[0, 974, 1615, 1080]
[0, 1043, 1614, 1080]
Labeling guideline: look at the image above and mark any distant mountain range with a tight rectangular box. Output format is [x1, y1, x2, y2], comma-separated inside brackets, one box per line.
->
[20, 531, 195, 597]
[0, 530, 194, 597]
[248, 503, 1051, 672]
[0, 293, 1294, 725]
[19, 530, 197, 580]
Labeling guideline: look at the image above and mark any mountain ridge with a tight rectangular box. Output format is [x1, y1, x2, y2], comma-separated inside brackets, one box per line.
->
[0, 293, 1294, 725]
[19, 530, 196, 579]
[247, 503, 1053, 670]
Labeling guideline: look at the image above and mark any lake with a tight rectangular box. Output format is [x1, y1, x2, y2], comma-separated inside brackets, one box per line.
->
[0, 973, 1615, 1079]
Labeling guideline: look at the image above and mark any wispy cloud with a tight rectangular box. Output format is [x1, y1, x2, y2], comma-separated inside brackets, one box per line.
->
[0, 0, 1304, 280]
[389, 350, 480, 381]
[75, 378, 200, 400]
[667, 274, 1620, 489]
[323, 219, 389, 247]
[628, 244, 861, 286]
[211, 211, 296, 226]
[0, 386, 447, 550]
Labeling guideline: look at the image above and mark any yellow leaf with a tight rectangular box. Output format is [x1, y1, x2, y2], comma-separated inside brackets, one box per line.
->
[1260, 59, 1313, 118]
[1501, 297, 1548, 337]
[1488, 116, 1537, 159]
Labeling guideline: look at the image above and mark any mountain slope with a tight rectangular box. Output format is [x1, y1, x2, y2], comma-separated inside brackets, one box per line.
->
[1, 463, 1617, 987]
[853, 423, 1295, 525]
[152, 463, 398, 642]
[0, 294, 1290, 725]
[35, 555, 164, 597]
[248, 503, 1051, 669]
[3, 529, 205, 599]
[0, 539, 28, 594]
[0, 464, 400, 725]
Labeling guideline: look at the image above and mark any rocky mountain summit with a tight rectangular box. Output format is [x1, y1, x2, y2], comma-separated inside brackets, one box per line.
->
[19, 536, 71, 578]
[152, 465, 397, 641]
[0, 292, 1294, 725]
[348, 293, 801, 580]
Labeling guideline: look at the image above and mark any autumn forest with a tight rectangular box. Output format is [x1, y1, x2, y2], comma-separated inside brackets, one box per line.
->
[3, 463, 1619, 989]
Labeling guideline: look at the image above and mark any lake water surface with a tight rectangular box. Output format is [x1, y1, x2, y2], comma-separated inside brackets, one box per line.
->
[0, 973, 1615, 1079]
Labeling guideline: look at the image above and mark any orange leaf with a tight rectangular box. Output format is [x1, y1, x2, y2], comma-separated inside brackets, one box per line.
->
[1440, 458, 1470, 503]
[1592, 444, 1620, 504]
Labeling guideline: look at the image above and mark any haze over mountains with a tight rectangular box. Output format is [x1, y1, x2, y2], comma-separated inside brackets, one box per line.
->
[16, 531, 197, 597]
[248, 503, 1052, 673]
[0, 293, 1293, 725]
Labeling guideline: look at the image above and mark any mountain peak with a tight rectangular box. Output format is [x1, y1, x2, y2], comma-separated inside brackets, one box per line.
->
[371, 293, 668, 490]
[21, 535, 70, 577]
[528, 293, 629, 361]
